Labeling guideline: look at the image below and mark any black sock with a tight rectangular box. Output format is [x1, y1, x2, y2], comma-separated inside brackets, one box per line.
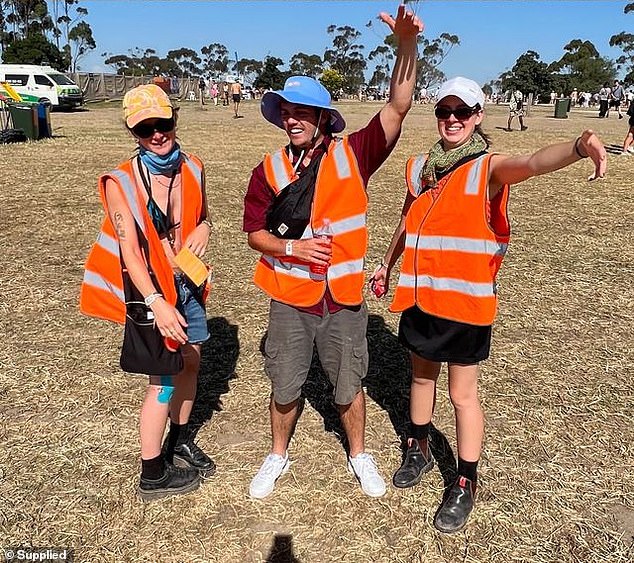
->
[168, 422, 187, 448]
[141, 454, 165, 480]
[457, 458, 479, 483]
[410, 422, 430, 441]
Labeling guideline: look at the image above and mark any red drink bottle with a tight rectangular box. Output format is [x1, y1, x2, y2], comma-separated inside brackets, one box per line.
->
[310, 219, 333, 275]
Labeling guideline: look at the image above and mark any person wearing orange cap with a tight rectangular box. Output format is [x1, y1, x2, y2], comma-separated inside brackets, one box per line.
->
[80, 84, 214, 501]
[370, 76, 606, 533]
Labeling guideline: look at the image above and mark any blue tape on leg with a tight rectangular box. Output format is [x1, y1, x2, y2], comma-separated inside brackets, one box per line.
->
[157, 375, 175, 404]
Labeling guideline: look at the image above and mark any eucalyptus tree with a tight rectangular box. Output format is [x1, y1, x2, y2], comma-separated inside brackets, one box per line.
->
[323, 23, 366, 94]
[289, 52, 323, 78]
[609, 2, 634, 84]
[201, 42, 229, 78]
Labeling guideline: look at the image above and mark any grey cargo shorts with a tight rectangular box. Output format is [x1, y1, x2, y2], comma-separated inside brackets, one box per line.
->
[263, 300, 369, 406]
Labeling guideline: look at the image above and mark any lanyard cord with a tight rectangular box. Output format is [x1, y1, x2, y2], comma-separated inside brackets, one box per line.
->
[136, 156, 178, 244]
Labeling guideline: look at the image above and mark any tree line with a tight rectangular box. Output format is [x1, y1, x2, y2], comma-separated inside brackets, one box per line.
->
[0, 0, 632, 98]
[493, 2, 633, 102]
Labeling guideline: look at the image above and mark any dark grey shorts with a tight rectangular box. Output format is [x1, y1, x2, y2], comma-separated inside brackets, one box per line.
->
[263, 300, 369, 405]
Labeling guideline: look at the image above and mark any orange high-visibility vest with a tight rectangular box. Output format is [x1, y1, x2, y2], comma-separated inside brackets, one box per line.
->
[390, 153, 510, 326]
[254, 137, 368, 307]
[79, 154, 206, 324]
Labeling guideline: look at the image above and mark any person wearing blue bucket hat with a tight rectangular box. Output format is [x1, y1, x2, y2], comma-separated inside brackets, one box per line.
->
[244, 5, 424, 500]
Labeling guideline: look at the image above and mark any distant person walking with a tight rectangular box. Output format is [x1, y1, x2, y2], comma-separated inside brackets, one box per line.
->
[231, 80, 242, 118]
[222, 82, 230, 106]
[610, 79, 625, 119]
[210, 82, 219, 106]
[198, 76, 206, 107]
[506, 89, 527, 131]
[622, 96, 634, 155]
[598, 83, 611, 118]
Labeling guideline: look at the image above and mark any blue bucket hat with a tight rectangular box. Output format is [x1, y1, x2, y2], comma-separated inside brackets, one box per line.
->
[261, 76, 346, 133]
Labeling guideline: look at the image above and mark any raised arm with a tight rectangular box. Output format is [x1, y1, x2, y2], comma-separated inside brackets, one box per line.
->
[489, 129, 607, 196]
[378, 4, 424, 146]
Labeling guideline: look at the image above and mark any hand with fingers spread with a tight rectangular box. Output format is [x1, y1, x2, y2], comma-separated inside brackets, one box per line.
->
[379, 4, 424, 37]
[576, 129, 607, 181]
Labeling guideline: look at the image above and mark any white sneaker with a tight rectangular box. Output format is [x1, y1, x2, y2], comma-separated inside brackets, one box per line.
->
[347, 452, 386, 497]
[627, 146, 634, 154]
[249, 453, 290, 499]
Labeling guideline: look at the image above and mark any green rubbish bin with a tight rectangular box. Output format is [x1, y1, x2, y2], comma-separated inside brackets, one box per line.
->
[9, 103, 39, 139]
[554, 98, 571, 119]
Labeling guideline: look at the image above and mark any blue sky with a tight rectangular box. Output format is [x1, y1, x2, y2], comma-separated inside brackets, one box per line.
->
[80, 1, 631, 85]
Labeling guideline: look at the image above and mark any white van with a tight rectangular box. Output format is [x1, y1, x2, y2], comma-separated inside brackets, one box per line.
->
[0, 64, 83, 109]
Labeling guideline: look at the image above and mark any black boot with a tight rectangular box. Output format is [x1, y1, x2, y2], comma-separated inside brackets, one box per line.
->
[392, 439, 434, 488]
[138, 463, 201, 502]
[433, 475, 476, 533]
[163, 424, 216, 479]
[172, 441, 216, 479]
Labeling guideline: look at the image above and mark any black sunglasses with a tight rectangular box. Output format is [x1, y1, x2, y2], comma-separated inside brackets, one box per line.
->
[434, 105, 480, 120]
[131, 117, 175, 138]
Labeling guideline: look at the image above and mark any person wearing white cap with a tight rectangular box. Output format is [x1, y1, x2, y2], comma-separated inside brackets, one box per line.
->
[369, 76, 607, 532]
[243, 4, 423, 500]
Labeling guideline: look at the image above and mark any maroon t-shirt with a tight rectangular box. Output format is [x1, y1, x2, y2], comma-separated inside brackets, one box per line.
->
[243, 111, 398, 315]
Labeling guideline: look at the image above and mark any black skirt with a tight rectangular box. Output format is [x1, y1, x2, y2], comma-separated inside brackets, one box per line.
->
[398, 306, 492, 365]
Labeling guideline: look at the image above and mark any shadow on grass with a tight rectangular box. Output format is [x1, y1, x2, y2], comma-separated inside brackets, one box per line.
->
[300, 313, 457, 486]
[265, 534, 301, 563]
[188, 316, 239, 436]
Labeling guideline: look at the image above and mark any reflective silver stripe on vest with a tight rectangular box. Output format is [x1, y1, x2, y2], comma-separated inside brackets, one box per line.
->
[83, 269, 125, 302]
[409, 155, 427, 196]
[328, 258, 364, 280]
[270, 150, 293, 190]
[96, 232, 120, 258]
[262, 255, 313, 279]
[464, 154, 486, 196]
[405, 234, 507, 256]
[333, 141, 351, 179]
[182, 156, 202, 186]
[110, 169, 145, 233]
[331, 213, 366, 235]
[397, 273, 495, 297]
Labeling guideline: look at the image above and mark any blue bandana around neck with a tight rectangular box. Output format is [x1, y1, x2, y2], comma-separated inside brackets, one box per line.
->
[138, 143, 182, 175]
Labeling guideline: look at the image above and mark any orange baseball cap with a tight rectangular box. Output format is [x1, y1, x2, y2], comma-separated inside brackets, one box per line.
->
[123, 84, 173, 128]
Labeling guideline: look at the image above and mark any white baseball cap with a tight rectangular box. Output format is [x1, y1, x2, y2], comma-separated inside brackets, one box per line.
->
[436, 77, 485, 108]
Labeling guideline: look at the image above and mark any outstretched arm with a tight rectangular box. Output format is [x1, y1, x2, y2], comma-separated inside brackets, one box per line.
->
[378, 4, 424, 146]
[489, 129, 607, 196]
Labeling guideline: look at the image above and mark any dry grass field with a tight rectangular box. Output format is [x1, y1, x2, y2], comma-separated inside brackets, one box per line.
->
[0, 98, 633, 563]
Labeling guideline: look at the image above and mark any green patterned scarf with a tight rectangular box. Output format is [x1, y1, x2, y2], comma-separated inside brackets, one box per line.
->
[421, 131, 488, 189]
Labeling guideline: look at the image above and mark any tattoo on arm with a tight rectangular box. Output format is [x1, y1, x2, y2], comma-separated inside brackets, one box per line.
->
[114, 211, 126, 240]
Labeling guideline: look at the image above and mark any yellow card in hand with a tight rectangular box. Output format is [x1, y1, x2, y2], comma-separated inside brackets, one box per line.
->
[174, 247, 208, 286]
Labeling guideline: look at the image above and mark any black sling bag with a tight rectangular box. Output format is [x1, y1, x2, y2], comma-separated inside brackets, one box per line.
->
[266, 151, 325, 240]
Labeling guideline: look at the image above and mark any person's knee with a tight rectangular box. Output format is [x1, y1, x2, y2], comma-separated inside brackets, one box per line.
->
[449, 384, 480, 411]
[271, 395, 300, 414]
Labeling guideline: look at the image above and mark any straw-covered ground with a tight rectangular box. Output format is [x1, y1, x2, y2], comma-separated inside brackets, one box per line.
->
[0, 98, 632, 563]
